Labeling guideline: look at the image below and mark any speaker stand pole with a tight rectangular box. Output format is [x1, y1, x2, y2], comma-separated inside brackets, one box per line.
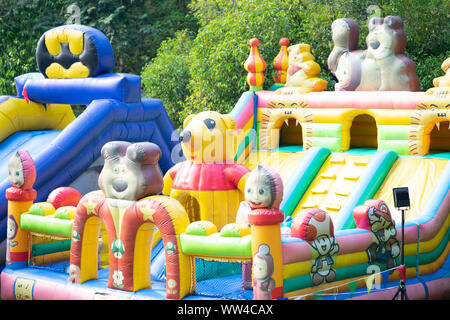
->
[392, 208, 408, 300]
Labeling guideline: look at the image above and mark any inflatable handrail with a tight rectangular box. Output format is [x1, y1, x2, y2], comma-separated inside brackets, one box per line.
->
[0, 96, 75, 142]
[282, 218, 449, 294]
[282, 208, 449, 266]
[20, 213, 73, 237]
[15, 72, 141, 104]
[280, 147, 331, 216]
[179, 233, 252, 260]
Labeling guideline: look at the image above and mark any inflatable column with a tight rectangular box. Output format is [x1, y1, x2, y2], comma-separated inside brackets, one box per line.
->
[244, 38, 266, 91]
[5, 151, 37, 268]
[273, 38, 290, 86]
[248, 209, 284, 299]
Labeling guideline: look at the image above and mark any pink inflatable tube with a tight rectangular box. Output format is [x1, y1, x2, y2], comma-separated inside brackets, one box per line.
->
[255, 90, 424, 110]
[1, 271, 94, 300]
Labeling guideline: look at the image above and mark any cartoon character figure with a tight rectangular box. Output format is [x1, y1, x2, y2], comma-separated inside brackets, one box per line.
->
[69, 141, 166, 291]
[310, 234, 339, 285]
[432, 57, 450, 88]
[353, 200, 400, 270]
[236, 164, 284, 224]
[252, 244, 276, 300]
[8, 150, 36, 191]
[236, 165, 285, 294]
[283, 43, 328, 92]
[328, 16, 420, 91]
[6, 215, 19, 265]
[291, 208, 339, 286]
[6, 150, 37, 266]
[366, 202, 400, 269]
[163, 111, 250, 229]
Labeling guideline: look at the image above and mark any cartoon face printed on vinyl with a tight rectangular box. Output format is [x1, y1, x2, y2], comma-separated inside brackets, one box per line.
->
[98, 141, 164, 201]
[244, 164, 283, 209]
[313, 235, 335, 256]
[8, 150, 36, 189]
[7, 215, 18, 241]
[252, 244, 274, 280]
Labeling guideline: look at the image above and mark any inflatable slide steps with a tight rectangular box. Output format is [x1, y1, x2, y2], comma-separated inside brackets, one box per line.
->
[290, 153, 371, 217]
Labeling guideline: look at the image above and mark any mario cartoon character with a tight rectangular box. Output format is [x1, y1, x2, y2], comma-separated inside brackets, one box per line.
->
[163, 111, 250, 229]
[252, 244, 276, 300]
[291, 208, 340, 286]
[366, 202, 400, 269]
[353, 200, 400, 270]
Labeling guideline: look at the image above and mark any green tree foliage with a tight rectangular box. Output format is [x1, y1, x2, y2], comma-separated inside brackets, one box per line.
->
[0, 0, 67, 96]
[142, 0, 449, 128]
[141, 30, 195, 128]
[0, 0, 197, 95]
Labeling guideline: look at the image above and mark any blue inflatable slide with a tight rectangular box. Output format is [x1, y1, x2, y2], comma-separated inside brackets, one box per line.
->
[0, 25, 182, 279]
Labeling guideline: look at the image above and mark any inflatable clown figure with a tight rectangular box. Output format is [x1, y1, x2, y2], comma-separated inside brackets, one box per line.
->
[291, 208, 340, 286]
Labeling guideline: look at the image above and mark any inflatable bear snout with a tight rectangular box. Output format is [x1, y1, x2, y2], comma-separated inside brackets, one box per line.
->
[112, 178, 128, 193]
[99, 141, 164, 201]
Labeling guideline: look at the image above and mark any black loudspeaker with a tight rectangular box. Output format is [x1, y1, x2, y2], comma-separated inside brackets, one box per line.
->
[393, 187, 410, 208]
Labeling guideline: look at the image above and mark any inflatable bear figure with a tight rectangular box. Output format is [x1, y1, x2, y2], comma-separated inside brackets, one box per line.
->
[328, 16, 420, 91]
[99, 141, 164, 201]
[163, 111, 250, 229]
[284, 43, 328, 92]
[433, 57, 450, 88]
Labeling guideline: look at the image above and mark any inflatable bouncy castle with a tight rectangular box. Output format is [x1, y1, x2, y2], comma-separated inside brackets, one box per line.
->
[1, 17, 449, 300]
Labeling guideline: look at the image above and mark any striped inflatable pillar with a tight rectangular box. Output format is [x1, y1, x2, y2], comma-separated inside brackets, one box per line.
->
[244, 38, 266, 91]
[272, 38, 290, 89]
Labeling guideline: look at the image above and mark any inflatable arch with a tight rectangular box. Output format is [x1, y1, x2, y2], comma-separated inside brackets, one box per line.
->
[252, 91, 450, 156]
[69, 193, 191, 299]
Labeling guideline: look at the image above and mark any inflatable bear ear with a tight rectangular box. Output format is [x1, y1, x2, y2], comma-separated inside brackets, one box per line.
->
[221, 114, 236, 130]
[183, 114, 196, 129]
[8, 150, 36, 189]
[384, 16, 403, 29]
[126, 142, 161, 165]
[101, 141, 131, 161]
